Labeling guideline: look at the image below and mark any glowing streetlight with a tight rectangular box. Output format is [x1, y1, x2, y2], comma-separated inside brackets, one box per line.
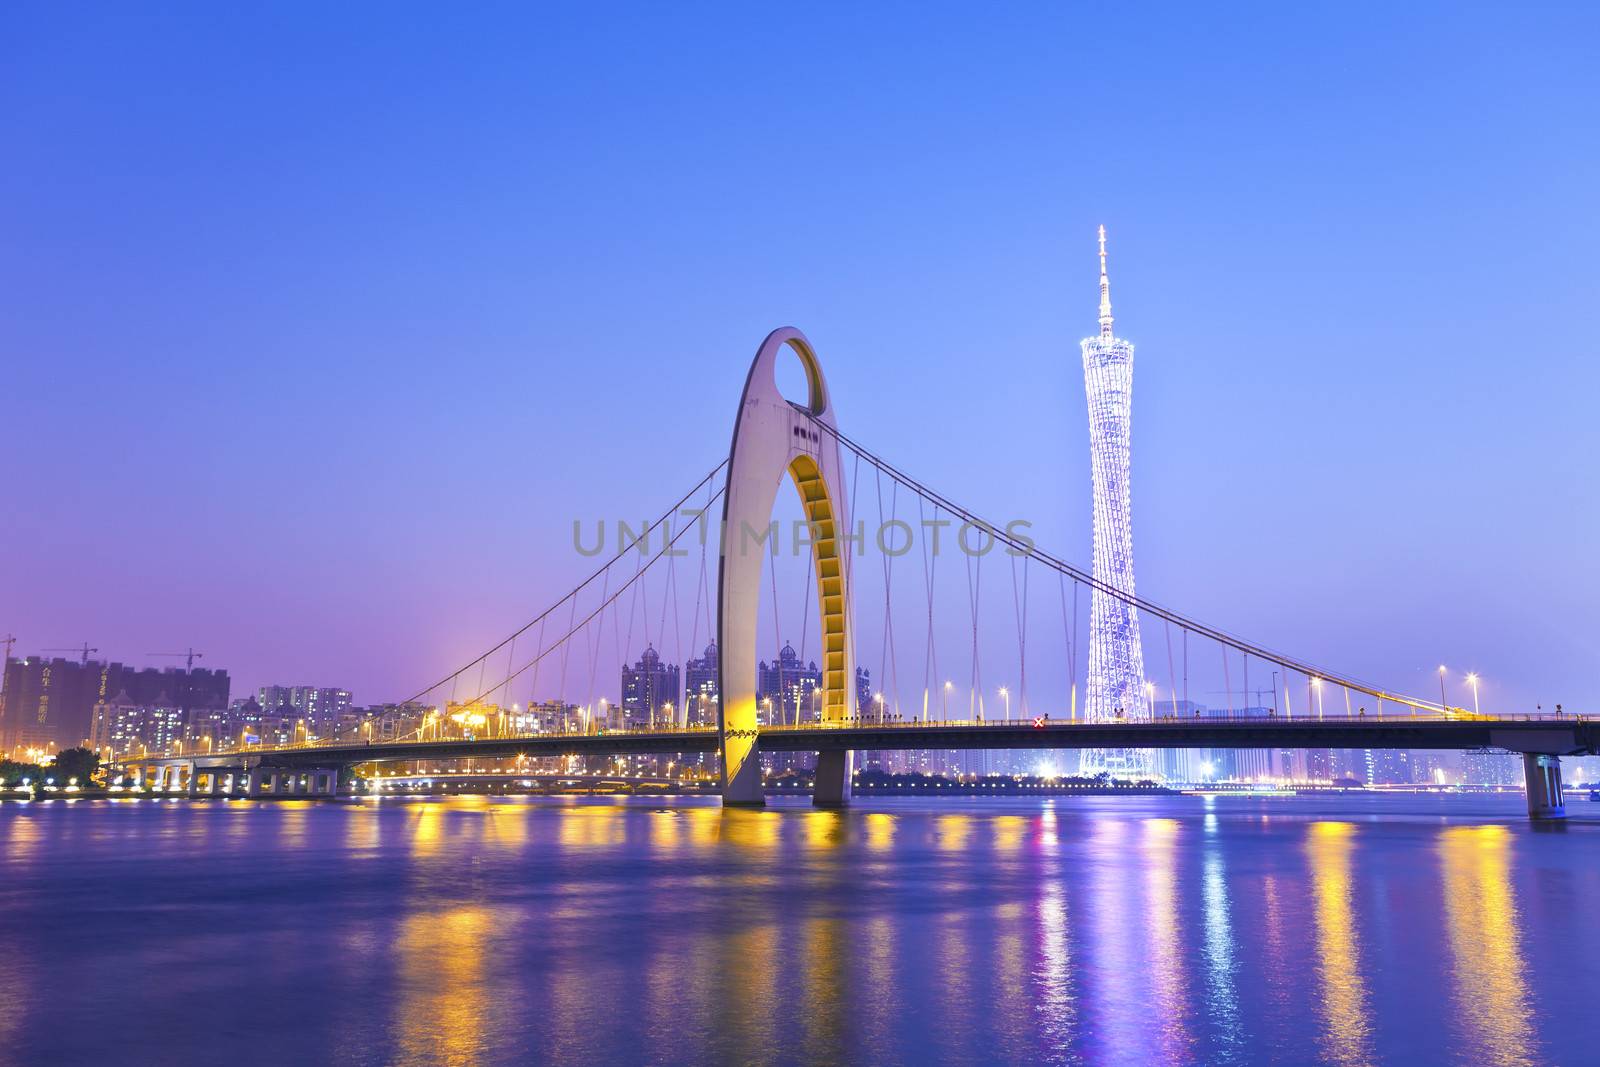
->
[1312, 676, 1325, 720]
[1145, 681, 1156, 718]
[1438, 665, 1448, 716]
[1466, 672, 1480, 716]
[999, 686, 1010, 722]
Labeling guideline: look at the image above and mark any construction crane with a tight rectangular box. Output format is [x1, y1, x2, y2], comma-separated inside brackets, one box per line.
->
[43, 644, 99, 665]
[148, 648, 204, 671]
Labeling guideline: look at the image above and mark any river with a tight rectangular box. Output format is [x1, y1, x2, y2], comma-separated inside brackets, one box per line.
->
[0, 793, 1594, 1065]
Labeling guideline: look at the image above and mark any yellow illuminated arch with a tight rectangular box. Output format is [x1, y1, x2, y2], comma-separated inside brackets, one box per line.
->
[717, 327, 855, 806]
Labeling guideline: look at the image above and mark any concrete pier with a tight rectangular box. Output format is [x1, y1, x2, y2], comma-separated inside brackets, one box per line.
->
[812, 750, 853, 808]
[1523, 753, 1565, 819]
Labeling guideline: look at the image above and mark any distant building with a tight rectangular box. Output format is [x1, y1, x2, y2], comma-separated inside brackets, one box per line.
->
[1461, 749, 1521, 786]
[257, 686, 353, 735]
[683, 642, 720, 725]
[2, 656, 99, 755]
[90, 693, 185, 757]
[758, 642, 820, 724]
[1365, 748, 1412, 786]
[621, 646, 679, 727]
[1, 656, 227, 756]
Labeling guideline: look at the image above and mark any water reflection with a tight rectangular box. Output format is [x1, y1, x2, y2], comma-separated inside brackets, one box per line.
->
[1306, 821, 1374, 1066]
[1438, 825, 1538, 1067]
[1142, 817, 1195, 1063]
[1033, 879, 1078, 1057]
[1201, 840, 1243, 1060]
[1084, 818, 1154, 1062]
[1, 794, 1594, 1066]
[395, 905, 499, 1066]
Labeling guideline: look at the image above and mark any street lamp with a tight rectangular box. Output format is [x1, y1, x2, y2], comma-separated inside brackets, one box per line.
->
[1438, 665, 1448, 716]
[1145, 681, 1156, 718]
[943, 680, 953, 721]
[1467, 672, 1480, 716]
[999, 686, 1010, 722]
[1312, 676, 1324, 720]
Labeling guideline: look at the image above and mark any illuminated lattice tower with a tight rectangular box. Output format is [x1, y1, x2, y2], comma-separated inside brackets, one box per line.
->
[1079, 227, 1153, 780]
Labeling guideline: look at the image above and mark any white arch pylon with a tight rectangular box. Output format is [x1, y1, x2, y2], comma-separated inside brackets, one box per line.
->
[716, 327, 856, 807]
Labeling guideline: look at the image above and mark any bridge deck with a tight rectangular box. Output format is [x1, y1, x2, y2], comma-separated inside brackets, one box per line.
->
[124, 714, 1598, 769]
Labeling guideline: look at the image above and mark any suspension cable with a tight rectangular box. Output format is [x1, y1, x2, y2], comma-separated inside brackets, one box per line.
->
[400, 459, 728, 707]
[797, 409, 1445, 714]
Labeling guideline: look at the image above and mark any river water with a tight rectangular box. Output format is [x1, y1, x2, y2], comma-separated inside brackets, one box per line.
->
[0, 793, 1594, 1066]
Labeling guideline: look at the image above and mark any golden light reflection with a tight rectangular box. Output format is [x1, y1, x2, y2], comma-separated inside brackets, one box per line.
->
[395, 905, 498, 1067]
[650, 808, 682, 850]
[409, 803, 444, 858]
[1306, 821, 1373, 1067]
[1439, 826, 1537, 1067]
[556, 804, 626, 848]
[684, 805, 722, 850]
[719, 809, 781, 851]
[800, 915, 847, 1063]
[344, 808, 381, 852]
[1141, 817, 1195, 1061]
[484, 802, 529, 851]
[991, 814, 1025, 853]
[719, 919, 778, 1060]
[276, 801, 311, 850]
[936, 812, 972, 852]
[863, 812, 895, 853]
[802, 810, 845, 850]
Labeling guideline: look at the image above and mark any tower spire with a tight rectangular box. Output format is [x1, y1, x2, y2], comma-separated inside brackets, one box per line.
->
[1097, 224, 1114, 339]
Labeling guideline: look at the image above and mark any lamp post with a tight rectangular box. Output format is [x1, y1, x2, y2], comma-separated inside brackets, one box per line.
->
[943, 680, 953, 721]
[1438, 665, 1448, 715]
[999, 686, 1010, 722]
[1467, 672, 1480, 716]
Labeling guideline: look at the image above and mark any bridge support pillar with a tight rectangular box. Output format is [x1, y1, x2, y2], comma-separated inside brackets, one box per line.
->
[1523, 753, 1565, 819]
[813, 750, 853, 808]
[246, 770, 275, 797]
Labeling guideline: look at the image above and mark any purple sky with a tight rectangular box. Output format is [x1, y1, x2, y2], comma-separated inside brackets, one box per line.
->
[2, 3, 1596, 714]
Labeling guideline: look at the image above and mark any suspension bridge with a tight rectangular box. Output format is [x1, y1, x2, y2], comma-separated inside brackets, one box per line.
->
[120, 328, 1594, 818]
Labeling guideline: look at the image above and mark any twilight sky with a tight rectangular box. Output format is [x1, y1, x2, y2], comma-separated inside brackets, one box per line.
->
[2, 2, 1596, 714]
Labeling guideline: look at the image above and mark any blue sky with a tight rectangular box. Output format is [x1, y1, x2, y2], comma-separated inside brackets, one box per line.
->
[2, 2, 1595, 712]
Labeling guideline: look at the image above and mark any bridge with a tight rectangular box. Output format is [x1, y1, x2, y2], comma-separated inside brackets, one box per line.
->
[117, 327, 1591, 819]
